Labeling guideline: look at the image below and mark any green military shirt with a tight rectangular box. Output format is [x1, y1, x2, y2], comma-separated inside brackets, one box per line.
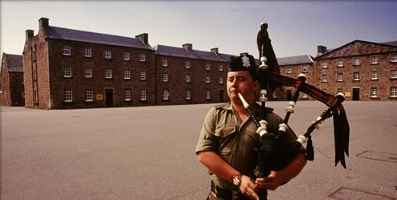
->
[195, 103, 300, 190]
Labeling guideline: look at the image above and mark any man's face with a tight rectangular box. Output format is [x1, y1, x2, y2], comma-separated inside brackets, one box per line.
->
[226, 71, 259, 103]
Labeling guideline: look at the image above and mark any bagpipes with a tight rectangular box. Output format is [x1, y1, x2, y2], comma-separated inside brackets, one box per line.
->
[239, 22, 350, 178]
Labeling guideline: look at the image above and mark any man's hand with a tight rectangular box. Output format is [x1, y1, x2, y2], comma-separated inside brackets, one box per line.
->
[255, 171, 287, 191]
[256, 153, 307, 191]
[239, 175, 259, 200]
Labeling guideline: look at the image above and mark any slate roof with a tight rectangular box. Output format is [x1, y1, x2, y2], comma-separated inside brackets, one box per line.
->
[277, 55, 313, 66]
[382, 41, 397, 47]
[2, 53, 23, 72]
[154, 45, 233, 62]
[316, 40, 397, 59]
[47, 26, 152, 50]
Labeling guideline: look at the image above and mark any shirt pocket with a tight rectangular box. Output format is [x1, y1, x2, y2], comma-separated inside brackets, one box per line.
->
[215, 126, 237, 159]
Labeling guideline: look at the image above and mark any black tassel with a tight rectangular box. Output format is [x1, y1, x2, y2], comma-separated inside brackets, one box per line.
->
[306, 136, 314, 161]
[339, 106, 350, 157]
[333, 107, 349, 168]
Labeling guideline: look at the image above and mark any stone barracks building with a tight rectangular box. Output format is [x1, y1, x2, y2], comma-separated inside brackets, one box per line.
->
[277, 55, 314, 100]
[0, 53, 24, 106]
[23, 18, 231, 109]
[314, 41, 397, 101]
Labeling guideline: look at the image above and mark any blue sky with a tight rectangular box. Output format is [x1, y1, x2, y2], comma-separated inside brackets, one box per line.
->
[1, 1, 397, 58]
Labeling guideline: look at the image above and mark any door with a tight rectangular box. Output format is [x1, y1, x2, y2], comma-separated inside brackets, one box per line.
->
[352, 88, 360, 101]
[105, 89, 114, 106]
[219, 90, 224, 102]
[286, 90, 292, 101]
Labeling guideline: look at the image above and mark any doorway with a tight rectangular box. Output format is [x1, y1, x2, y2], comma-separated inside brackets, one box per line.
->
[352, 88, 360, 101]
[105, 88, 114, 106]
[219, 90, 224, 102]
[286, 90, 292, 101]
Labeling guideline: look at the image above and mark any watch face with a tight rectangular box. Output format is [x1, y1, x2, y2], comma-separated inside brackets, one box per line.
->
[233, 176, 240, 186]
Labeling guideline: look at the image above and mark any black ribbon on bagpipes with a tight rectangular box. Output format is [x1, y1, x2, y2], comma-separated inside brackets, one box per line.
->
[249, 22, 350, 178]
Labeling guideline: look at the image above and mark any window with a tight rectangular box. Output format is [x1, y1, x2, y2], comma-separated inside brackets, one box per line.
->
[105, 69, 112, 79]
[84, 48, 92, 58]
[139, 54, 146, 62]
[205, 64, 211, 71]
[320, 69, 327, 82]
[390, 87, 397, 97]
[370, 56, 379, 65]
[320, 62, 328, 69]
[140, 89, 147, 101]
[336, 60, 344, 67]
[185, 61, 191, 69]
[85, 89, 94, 102]
[123, 52, 130, 61]
[391, 70, 397, 79]
[124, 70, 131, 80]
[286, 66, 292, 74]
[63, 46, 71, 56]
[185, 89, 191, 100]
[64, 65, 72, 78]
[124, 89, 132, 101]
[353, 72, 360, 81]
[219, 65, 224, 71]
[161, 58, 168, 67]
[336, 72, 343, 82]
[206, 90, 211, 100]
[84, 68, 93, 78]
[369, 87, 378, 98]
[371, 68, 379, 80]
[104, 49, 112, 59]
[162, 71, 169, 82]
[352, 57, 361, 66]
[390, 54, 397, 63]
[185, 74, 191, 83]
[140, 71, 146, 81]
[64, 89, 72, 102]
[218, 77, 224, 85]
[205, 76, 211, 84]
[162, 89, 170, 101]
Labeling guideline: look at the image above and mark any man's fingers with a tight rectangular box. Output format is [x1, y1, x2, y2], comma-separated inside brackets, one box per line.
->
[255, 178, 264, 183]
[246, 188, 259, 200]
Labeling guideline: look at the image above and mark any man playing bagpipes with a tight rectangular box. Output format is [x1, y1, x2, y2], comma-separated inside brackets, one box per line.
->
[195, 22, 350, 200]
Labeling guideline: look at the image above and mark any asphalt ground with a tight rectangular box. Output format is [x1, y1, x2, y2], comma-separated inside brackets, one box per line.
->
[1, 101, 396, 200]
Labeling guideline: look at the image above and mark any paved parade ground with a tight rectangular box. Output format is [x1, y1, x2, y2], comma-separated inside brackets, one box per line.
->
[1, 101, 397, 200]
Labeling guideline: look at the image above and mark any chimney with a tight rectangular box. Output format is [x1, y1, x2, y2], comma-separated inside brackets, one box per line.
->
[317, 45, 327, 56]
[39, 17, 49, 36]
[135, 33, 149, 46]
[182, 43, 192, 51]
[26, 29, 34, 41]
[210, 48, 219, 55]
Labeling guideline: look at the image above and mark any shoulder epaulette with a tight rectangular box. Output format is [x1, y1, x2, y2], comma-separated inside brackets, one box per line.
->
[215, 103, 231, 110]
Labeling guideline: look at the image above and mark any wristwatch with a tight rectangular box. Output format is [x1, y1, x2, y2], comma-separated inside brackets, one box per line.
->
[232, 174, 241, 187]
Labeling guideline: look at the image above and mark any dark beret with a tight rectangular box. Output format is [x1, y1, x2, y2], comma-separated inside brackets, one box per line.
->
[229, 52, 258, 80]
